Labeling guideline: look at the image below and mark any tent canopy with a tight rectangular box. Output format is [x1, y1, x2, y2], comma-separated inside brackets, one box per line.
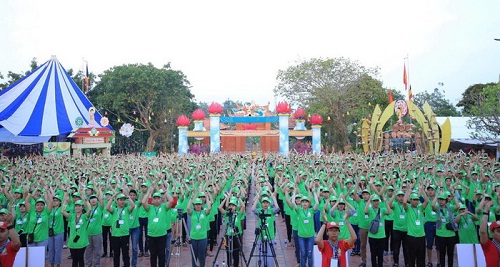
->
[0, 56, 108, 139]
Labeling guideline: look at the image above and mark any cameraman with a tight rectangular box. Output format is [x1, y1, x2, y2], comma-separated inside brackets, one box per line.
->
[251, 192, 280, 267]
[218, 193, 245, 267]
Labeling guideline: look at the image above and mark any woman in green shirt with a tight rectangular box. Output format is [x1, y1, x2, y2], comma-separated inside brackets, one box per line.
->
[48, 193, 65, 267]
[187, 194, 212, 267]
[454, 204, 479, 244]
[62, 199, 91, 267]
[364, 194, 392, 267]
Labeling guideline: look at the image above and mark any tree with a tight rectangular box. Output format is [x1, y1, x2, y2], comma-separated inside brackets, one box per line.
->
[0, 58, 38, 90]
[456, 83, 496, 115]
[274, 57, 389, 151]
[88, 63, 196, 152]
[467, 82, 500, 138]
[413, 88, 460, 116]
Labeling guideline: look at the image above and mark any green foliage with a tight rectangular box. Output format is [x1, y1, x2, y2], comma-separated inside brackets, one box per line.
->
[467, 82, 500, 138]
[88, 63, 196, 152]
[457, 83, 496, 115]
[0, 58, 39, 90]
[274, 57, 388, 151]
[413, 88, 460, 116]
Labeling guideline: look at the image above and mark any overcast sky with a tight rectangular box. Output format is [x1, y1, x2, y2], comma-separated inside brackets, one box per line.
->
[1, 0, 499, 109]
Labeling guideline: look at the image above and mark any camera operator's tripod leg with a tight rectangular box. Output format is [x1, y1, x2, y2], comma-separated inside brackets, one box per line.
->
[211, 236, 226, 267]
[246, 231, 260, 266]
[234, 233, 248, 267]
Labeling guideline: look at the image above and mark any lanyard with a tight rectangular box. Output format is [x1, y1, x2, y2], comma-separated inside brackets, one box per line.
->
[195, 211, 201, 223]
[327, 239, 339, 259]
[411, 206, 420, 220]
[302, 208, 310, 218]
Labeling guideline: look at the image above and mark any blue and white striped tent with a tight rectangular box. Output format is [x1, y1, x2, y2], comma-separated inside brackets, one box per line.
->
[0, 56, 106, 142]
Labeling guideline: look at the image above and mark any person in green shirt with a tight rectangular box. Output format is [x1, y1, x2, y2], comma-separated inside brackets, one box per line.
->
[85, 194, 104, 267]
[106, 192, 135, 267]
[454, 204, 479, 244]
[10, 195, 30, 247]
[251, 194, 280, 267]
[218, 193, 245, 267]
[101, 191, 114, 258]
[47, 192, 65, 267]
[62, 199, 91, 267]
[389, 190, 409, 267]
[141, 187, 175, 267]
[187, 194, 212, 267]
[364, 194, 392, 267]
[432, 192, 459, 267]
[404, 190, 429, 267]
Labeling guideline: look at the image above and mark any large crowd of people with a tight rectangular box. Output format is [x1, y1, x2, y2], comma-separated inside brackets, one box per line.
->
[0, 151, 499, 267]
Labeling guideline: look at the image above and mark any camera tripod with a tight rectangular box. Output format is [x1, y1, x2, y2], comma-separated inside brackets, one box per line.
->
[168, 208, 200, 267]
[246, 210, 279, 267]
[212, 211, 248, 267]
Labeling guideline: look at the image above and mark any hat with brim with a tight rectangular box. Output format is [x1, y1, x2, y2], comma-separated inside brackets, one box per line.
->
[326, 222, 340, 230]
[89, 194, 98, 200]
[372, 195, 381, 201]
[490, 221, 500, 232]
[72, 192, 82, 198]
[301, 196, 310, 202]
[53, 195, 63, 201]
[116, 193, 126, 199]
[0, 208, 8, 214]
[74, 200, 85, 206]
[396, 190, 404, 196]
[193, 198, 203, 205]
[410, 194, 420, 200]
[152, 192, 162, 198]
[261, 197, 271, 203]
[13, 188, 23, 194]
[438, 193, 448, 200]
[35, 198, 46, 204]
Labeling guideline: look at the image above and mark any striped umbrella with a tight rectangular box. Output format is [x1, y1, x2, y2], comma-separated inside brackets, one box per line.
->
[0, 56, 105, 136]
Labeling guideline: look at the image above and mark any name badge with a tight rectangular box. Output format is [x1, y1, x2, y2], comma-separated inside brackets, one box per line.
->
[431, 211, 436, 216]
[16, 220, 23, 225]
[399, 215, 405, 219]
[441, 218, 446, 223]
[153, 218, 159, 223]
[118, 220, 124, 225]
[37, 218, 42, 224]
[463, 224, 468, 229]
[365, 215, 369, 219]
[196, 224, 202, 230]
[379, 222, 383, 227]
[415, 220, 421, 226]
[76, 225, 81, 229]
[304, 220, 309, 224]
[104, 214, 109, 218]
[330, 258, 339, 267]
[89, 219, 94, 223]
[353, 212, 358, 217]
[129, 215, 134, 220]
[339, 222, 344, 226]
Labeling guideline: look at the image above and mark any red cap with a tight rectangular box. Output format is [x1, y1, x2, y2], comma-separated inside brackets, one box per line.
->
[0, 222, 8, 230]
[490, 221, 500, 232]
[326, 222, 340, 230]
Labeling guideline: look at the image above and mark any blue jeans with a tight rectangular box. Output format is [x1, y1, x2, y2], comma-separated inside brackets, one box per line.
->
[129, 227, 140, 267]
[48, 233, 64, 264]
[292, 230, 300, 264]
[314, 210, 321, 232]
[298, 236, 314, 267]
[139, 217, 149, 253]
[165, 231, 172, 266]
[191, 238, 208, 267]
[258, 239, 274, 267]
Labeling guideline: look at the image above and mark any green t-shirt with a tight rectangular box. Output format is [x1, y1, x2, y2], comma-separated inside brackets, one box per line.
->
[67, 213, 90, 249]
[147, 204, 171, 237]
[436, 207, 456, 238]
[367, 207, 387, 239]
[356, 199, 370, 229]
[332, 209, 350, 240]
[405, 205, 425, 238]
[28, 209, 49, 242]
[254, 207, 278, 240]
[129, 202, 140, 229]
[457, 214, 479, 244]
[49, 206, 65, 235]
[424, 203, 438, 222]
[190, 210, 211, 240]
[15, 211, 29, 233]
[223, 212, 244, 236]
[296, 207, 315, 238]
[392, 202, 407, 232]
[87, 205, 103, 236]
[102, 201, 114, 227]
[110, 206, 131, 237]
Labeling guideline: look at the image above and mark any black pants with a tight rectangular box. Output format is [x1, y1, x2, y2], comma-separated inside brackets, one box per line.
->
[285, 213, 292, 242]
[392, 229, 409, 265]
[384, 220, 393, 251]
[111, 235, 130, 267]
[208, 215, 218, 251]
[226, 234, 241, 267]
[19, 233, 27, 247]
[70, 247, 86, 267]
[102, 226, 113, 255]
[369, 237, 384, 267]
[139, 217, 149, 253]
[407, 235, 426, 267]
[436, 235, 457, 267]
[148, 234, 166, 267]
